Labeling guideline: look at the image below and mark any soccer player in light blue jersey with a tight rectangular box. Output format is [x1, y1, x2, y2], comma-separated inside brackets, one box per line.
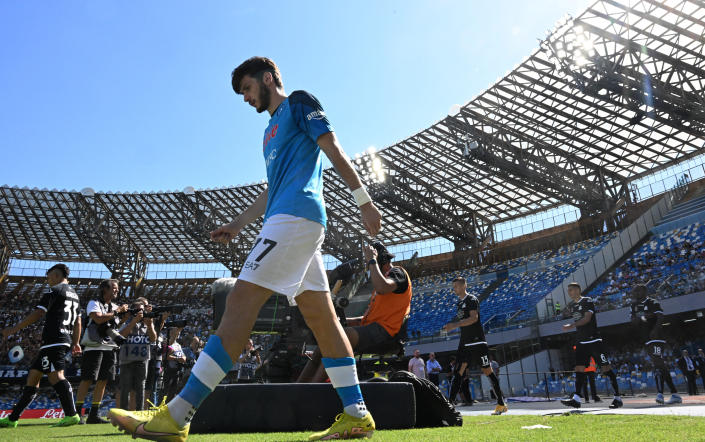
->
[109, 57, 382, 441]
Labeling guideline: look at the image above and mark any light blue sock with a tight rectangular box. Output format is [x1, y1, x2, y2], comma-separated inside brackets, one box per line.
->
[167, 335, 233, 427]
[322, 357, 368, 418]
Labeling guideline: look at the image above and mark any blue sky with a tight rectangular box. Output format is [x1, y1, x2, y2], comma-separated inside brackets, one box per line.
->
[1, 0, 593, 193]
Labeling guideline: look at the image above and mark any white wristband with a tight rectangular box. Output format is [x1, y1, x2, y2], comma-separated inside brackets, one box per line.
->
[352, 187, 372, 207]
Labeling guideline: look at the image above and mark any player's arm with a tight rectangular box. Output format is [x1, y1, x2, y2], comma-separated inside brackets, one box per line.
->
[317, 132, 381, 236]
[1, 308, 45, 339]
[210, 189, 269, 244]
[444, 310, 479, 331]
[72, 315, 82, 356]
[650, 312, 665, 338]
[563, 311, 593, 329]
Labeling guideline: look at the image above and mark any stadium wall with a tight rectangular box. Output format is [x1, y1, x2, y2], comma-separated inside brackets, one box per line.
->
[480, 349, 560, 397]
[406, 290, 705, 357]
[538, 290, 705, 338]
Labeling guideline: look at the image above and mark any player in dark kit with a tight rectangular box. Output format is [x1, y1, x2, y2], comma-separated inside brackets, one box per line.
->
[561, 282, 622, 409]
[443, 277, 507, 415]
[0, 264, 82, 428]
[630, 284, 682, 405]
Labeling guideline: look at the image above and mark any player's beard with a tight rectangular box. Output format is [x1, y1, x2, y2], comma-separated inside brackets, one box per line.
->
[256, 83, 271, 113]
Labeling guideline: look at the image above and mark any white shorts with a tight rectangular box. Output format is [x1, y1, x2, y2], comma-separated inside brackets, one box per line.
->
[238, 214, 329, 298]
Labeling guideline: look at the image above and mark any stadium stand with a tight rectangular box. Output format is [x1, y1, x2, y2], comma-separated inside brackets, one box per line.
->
[407, 233, 618, 337]
[588, 202, 705, 308]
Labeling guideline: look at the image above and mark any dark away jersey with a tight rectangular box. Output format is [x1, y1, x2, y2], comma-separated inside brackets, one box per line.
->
[36, 283, 80, 349]
[630, 297, 664, 342]
[571, 297, 599, 343]
[456, 294, 486, 346]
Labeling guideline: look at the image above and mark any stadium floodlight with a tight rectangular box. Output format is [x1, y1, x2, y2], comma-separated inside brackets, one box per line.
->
[542, 19, 598, 75]
[80, 187, 95, 197]
[358, 150, 386, 184]
[183, 186, 195, 195]
[448, 104, 462, 116]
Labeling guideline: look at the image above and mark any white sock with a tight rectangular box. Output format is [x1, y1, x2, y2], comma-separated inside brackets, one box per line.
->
[344, 402, 368, 419]
[167, 396, 196, 428]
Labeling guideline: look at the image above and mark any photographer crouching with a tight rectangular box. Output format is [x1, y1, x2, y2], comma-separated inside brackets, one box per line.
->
[117, 298, 157, 411]
[76, 279, 136, 424]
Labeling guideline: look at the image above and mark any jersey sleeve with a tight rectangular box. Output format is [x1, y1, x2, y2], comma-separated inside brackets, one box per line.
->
[467, 296, 479, 312]
[86, 300, 101, 315]
[36, 289, 57, 312]
[387, 268, 409, 294]
[289, 90, 334, 142]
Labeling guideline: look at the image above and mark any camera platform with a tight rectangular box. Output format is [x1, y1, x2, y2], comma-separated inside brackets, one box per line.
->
[190, 381, 416, 433]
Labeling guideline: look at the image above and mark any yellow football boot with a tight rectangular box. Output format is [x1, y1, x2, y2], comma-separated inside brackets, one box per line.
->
[108, 398, 189, 442]
[308, 412, 375, 440]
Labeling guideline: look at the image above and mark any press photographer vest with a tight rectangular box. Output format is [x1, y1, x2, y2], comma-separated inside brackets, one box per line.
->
[81, 299, 120, 350]
[361, 266, 412, 336]
[120, 323, 151, 363]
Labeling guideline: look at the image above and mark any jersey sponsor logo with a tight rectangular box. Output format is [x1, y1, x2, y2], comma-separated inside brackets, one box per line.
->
[263, 124, 279, 149]
[265, 148, 277, 168]
[306, 110, 326, 121]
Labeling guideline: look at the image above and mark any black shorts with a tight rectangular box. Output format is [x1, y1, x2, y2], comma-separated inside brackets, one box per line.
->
[646, 340, 666, 360]
[351, 322, 394, 354]
[30, 345, 68, 374]
[574, 340, 610, 367]
[456, 342, 491, 369]
[81, 349, 117, 381]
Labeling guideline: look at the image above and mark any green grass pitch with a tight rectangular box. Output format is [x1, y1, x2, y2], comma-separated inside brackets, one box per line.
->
[1, 415, 704, 441]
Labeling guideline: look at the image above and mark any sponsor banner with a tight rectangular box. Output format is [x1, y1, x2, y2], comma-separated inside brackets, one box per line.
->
[0, 367, 29, 379]
[0, 408, 66, 419]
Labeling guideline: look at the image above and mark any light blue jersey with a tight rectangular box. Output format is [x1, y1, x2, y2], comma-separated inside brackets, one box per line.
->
[262, 90, 332, 227]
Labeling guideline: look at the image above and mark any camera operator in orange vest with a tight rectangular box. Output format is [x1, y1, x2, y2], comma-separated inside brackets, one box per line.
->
[298, 241, 412, 382]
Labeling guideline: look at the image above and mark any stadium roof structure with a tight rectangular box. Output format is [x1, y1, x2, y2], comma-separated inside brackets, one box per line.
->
[1, 0, 704, 288]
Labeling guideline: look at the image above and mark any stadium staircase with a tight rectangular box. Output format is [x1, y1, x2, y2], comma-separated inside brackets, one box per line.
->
[652, 190, 705, 234]
[477, 276, 506, 303]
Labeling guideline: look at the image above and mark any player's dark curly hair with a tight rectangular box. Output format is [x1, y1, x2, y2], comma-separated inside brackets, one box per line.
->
[231, 56, 282, 94]
[46, 263, 70, 278]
